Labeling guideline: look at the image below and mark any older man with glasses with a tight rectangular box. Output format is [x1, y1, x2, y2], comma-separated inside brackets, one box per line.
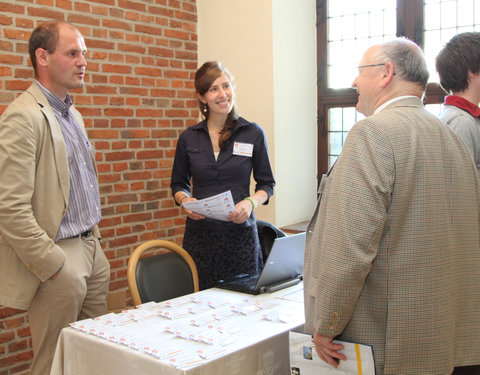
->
[303, 38, 480, 375]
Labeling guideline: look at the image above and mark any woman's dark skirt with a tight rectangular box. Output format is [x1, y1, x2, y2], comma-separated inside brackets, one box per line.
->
[182, 224, 263, 290]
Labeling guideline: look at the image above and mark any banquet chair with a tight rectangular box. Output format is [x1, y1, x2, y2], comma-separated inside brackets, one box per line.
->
[127, 240, 199, 306]
[256, 220, 287, 261]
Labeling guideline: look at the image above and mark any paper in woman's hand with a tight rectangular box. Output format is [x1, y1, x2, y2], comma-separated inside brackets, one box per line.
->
[182, 191, 235, 221]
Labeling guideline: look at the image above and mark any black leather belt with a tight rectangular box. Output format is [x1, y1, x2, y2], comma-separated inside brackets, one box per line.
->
[79, 229, 93, 238]
[62, 229, 97, 242]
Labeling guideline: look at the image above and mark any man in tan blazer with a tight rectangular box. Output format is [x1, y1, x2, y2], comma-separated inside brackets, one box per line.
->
[0, 21, 110, 374]
[304, 38, 480, 375]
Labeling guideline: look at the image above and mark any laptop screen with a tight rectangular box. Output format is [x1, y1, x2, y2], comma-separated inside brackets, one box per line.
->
[255, 231, 306, 289]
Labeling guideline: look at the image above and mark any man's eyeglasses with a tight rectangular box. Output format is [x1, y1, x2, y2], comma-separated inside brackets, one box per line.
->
[356, 63, 395, 76]
[357, 63, 386, 70]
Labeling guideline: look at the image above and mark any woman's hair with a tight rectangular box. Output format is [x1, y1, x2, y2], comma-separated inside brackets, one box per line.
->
[375, 37, 429, 90]
[195, 61, 239, 149]
[436, 32, 480, 93]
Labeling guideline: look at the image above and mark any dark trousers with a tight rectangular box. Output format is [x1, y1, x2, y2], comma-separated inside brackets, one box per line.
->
[452, 365, 480, 375]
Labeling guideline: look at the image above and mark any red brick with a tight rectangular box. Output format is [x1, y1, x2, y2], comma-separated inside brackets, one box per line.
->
[111, 119, 127, 128]
[116, 42, 145, 55]
[109, 235, 139, 247]
[89, 6, 107, 15]
[109, 259, 124, 269]
[0, 331, 14, 344]
[10, 362, 31, 374]
[175, 50, 196, 60]
[134, 24, 164, 36]
[113, 183, 129, 192]
[131, 181, 145, 191]
[56, 0, 73, 10]
[174, 10, 197, 22]
[120, 86, 148, 96]
[0, 350, 33, 368]
[134, 110, 163, 120]
[123, 212, 152, 223]
[8, 339, 27, 352]
[15, 18, 34, 29]
[111, 141, 127, 150]
[91, 74, 108, 83]
[84, 38, 115, 50]
[164, 28, 190, 40]
[16, 327, 31, 338]
[128, 140, 142, 149]
[118, 0, 146, 11]
[182, 1, 196, 12]
[0, 308, 25, 319]
[0, 14, 12, 26]
[155, 208, 180, 219]
[107, 194, 138, 204]
[164, 69, 189, 79]
[0, 2, 25, 14]
[27, 7, 64, 21]
[136, 150, 163, 160]
[165, 109, 189, 118]
[120, 129, 150, 138]
[134, 66, 163, 77]
[124, 171, 152, 180]
[169, 0, 181, 9]
[99, 217, 122, 228]
[103, 19, 131, 31]
[113, 163, 128, 172]
[151, 88, 176, 98]
[5, 317, 24, 329]
[105, 151, 135, 161]
[88, 129, 119, 139]
[140, 191, 165, 201]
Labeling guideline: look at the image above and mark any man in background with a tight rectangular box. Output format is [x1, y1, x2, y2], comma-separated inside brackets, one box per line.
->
[0, 21, 110, 374]
[436, 32, 480, 175]
[304, 38, 480, 375]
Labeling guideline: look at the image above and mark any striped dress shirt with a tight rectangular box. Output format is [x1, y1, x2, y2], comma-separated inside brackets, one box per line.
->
[36, 81, 101, 241]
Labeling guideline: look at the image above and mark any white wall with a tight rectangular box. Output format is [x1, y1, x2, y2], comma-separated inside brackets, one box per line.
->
[197, 0, 317, 227]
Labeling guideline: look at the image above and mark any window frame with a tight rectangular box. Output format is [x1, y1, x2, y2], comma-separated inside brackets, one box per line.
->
[316, 0, 446, 181]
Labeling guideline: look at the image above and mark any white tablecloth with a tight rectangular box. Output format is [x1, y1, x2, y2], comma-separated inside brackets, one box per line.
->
[51, 284, 305, 375]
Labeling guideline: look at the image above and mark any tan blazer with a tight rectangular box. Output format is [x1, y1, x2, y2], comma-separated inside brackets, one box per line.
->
[0, 83, 94, 310]
[304, 97, 480, 374]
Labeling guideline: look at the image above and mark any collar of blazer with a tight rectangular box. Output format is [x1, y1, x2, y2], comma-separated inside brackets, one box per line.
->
[374, 95, 422, 114]
[27, 82, 71, 206]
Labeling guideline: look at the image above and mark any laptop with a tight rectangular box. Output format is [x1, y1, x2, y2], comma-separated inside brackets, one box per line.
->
[216, 232, 306, 295]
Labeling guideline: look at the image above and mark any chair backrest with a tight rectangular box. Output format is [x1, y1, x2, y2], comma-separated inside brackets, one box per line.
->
[127, 240, 199, 306]
[256, 220, 287, 261]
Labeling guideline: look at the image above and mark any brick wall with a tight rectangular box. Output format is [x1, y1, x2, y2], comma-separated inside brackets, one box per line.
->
[0, 0, 197, 373]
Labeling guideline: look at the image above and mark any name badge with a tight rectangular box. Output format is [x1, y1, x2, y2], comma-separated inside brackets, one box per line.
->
[233, 142, 253, 157]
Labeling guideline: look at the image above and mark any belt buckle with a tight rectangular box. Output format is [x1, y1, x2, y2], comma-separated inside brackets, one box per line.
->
[80, 230, 92, 238]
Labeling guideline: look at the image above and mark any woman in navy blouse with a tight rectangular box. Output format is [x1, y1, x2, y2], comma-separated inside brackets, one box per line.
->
[170, 61, 275, 289]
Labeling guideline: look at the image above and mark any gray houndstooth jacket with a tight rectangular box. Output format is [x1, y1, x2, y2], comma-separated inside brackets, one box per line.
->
[304, 97, 480, 375]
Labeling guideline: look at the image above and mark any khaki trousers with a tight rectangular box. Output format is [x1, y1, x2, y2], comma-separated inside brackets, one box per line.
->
[28, 234, 110, 375]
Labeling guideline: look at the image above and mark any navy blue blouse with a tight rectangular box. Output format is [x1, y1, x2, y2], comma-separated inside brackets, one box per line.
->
[170, 117, 275, 230]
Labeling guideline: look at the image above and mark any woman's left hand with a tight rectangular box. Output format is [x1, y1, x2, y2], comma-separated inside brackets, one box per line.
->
[227, 199, 253, 224]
